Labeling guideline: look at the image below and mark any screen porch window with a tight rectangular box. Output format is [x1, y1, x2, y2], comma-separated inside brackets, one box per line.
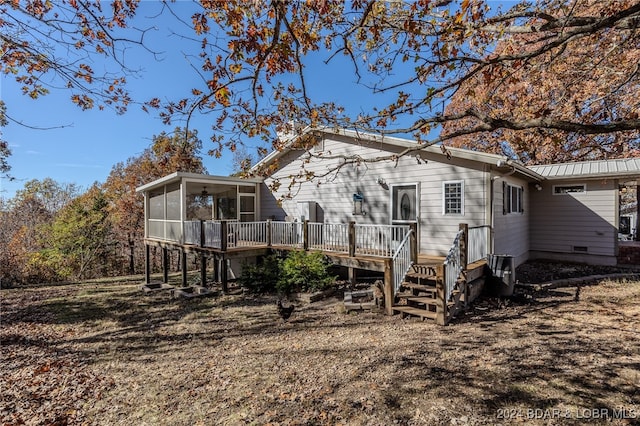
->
[443, 181, 464, 215]
[239, 194, 255, 222]
[149, 190, 164, 220]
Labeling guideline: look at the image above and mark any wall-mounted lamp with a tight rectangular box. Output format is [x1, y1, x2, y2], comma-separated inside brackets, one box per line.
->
[535, 184, 543, 191]
[415, 154, 427, 165]
[352, 193, 365, 216]
[377, 177, 386, 186]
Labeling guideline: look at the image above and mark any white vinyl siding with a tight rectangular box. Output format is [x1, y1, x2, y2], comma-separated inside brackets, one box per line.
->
[260, 134, 489, 257]
[493, 176, 530, 267]
[530, 179, 617, 261]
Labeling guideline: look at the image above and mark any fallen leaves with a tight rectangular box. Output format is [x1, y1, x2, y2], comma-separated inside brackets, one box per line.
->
[1, 292, 113, 426]
[1, 277, 640, 425]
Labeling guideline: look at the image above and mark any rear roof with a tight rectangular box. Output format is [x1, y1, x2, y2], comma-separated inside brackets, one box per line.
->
[529, 158, 640, 180]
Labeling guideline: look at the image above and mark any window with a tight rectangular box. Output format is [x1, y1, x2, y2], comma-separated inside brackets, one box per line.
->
[443, 181, 464, 215]
[313, 138, 324, 153]
[503, 183, 524, 214]
[553, 184, 586, 195]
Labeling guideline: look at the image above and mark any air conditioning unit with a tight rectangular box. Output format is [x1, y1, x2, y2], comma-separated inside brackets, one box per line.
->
[487, 254, 515, 296]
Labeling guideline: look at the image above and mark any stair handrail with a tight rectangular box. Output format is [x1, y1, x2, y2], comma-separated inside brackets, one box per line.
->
[443, 229, 464, 303]
[392, 229, 414, 296]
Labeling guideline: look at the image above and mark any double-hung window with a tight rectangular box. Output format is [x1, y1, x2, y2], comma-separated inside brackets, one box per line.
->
[503, 183, 524, 214]
[443, 181, 464, 215]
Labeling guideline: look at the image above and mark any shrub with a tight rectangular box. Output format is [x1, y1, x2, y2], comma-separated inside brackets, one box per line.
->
[238, 254, 281, 294]
[277, 250, 336, 295]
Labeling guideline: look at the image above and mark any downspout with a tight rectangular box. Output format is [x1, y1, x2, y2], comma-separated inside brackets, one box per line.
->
[489, 159, 517, 253]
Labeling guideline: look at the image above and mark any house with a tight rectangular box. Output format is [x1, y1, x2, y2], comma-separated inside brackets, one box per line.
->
[136, 127, 640, 324]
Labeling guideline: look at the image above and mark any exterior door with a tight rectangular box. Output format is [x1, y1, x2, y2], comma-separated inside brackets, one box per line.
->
[391, 183, 419, 241]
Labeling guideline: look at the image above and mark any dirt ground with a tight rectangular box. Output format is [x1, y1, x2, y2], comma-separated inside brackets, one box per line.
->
[1, 272, 640, 425]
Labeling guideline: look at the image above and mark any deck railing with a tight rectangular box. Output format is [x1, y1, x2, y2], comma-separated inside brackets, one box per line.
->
[354, 224, 410, 257]
[468, 225, 490, 263]
[228, 221, 269, 248]
[147, 219, 412, 260]
[392, 230, 414, 296]
[270, 221, 304, 248]
[308, 222, 349, 253]
[183, 220, 201, 245]
[444, 229, 464, 303]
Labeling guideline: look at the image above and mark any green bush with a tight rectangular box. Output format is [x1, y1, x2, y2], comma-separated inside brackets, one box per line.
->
[238, 254, 281, 294]
[277, 250, 336, 294]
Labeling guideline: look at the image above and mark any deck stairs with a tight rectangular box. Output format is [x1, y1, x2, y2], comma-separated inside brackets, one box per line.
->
[392, 263, 439, 321]
[392, 260, 487, 323]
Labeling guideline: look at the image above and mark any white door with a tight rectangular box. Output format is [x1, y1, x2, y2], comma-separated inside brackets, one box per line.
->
[391, 184, 419, 247]
[391, 184, 418, 224]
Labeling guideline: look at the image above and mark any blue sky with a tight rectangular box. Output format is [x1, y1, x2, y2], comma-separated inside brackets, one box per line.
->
[1, 1, 397, 200]
[1, 1, 516, 200]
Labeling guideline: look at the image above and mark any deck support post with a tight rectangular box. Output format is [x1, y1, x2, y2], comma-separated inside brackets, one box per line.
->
[162, 247, 169, 283]
[266, 219, 272, 247]
[348, 221, 356, 257]
[303, 220, 309, 251]
[383, 258, 394, 315]
[220, 221, 228, 251]
[213, 254, 220, 283]
[459, 223, 468, 270]
[348, 267, 357, 286]
[221, 256, 228, 293]
[200, 253, 207, 287]
[409, 223, 418, 263]
[435, 264, 447, 325]
[181, 250, 187, 287]
[144, 244, 151, 284]
[459, 223, 469, 308]
[200, 219, 205, 247]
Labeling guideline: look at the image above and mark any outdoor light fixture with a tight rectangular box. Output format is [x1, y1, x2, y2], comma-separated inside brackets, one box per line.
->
[415, 154, 427, 165]
[352, 193, 365, 216]
[377, 177, 386, 186]
[535, 184, 543, 191]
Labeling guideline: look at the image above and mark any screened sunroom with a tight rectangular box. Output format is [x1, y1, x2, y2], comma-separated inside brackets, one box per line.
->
[136, 172, 263, 244]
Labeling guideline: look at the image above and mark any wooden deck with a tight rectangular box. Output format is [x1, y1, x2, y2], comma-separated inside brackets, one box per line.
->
[143, 220, 490, 325]
[144, 237, 420, 272]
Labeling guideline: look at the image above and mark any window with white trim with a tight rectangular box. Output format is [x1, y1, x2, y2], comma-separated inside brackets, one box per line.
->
[503, 183, 524, 214]
[443, 181, 464, 215]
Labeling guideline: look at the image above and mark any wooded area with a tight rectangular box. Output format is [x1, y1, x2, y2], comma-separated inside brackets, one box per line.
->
[0, 128, 205, 285]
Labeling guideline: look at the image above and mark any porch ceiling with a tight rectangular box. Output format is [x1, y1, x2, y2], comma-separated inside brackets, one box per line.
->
[136, 171, 263, 193]
[185, 181, 239, 196]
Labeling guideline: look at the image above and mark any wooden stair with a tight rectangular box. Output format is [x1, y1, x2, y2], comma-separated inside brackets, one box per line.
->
[392, 263, 440, 322]
[393, 259, 487, 324]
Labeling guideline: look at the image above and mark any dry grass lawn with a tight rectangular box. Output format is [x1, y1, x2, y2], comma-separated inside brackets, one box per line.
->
[1, 277, 639, 425]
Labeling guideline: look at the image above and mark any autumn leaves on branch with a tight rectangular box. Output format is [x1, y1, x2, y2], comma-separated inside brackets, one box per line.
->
[2, 0, 639, 173]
